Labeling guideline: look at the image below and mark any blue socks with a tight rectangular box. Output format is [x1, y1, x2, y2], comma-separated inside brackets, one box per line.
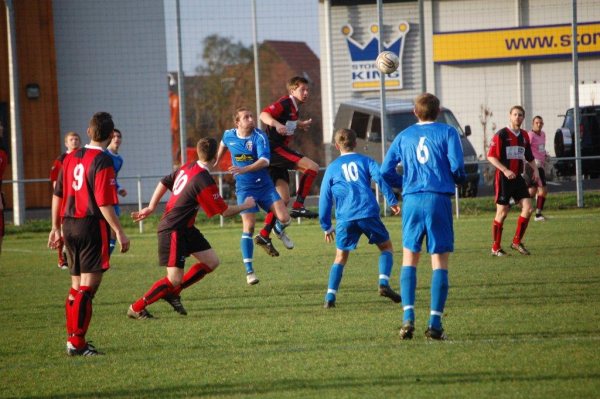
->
[429, 269, 449, 330]
[325, 263, 344, 302]
[241, 233, 254, 273]
[378, 251, 393, 287]
[109, 238, 116, 255]
[400, 266, 416, 324]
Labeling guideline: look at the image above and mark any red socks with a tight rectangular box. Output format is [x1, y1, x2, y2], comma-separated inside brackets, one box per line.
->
[293, 169, 317, 209]
[172, 263, 212, 296]
[259, 212, 277, 238]
[492, 220, 503, 251]
[68, 286, 95, 349]
[536, 196, 545, 212]
[132, 277, 174, 312]
[513, 216, 530, 244]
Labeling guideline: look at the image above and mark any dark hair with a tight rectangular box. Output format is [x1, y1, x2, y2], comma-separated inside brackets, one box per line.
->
[196, 137, 217, 162]
[510, 105, 525, 116]
[414, 93, 440, 122]
[334, 128, 357, 151]
[532, 115, 543, 122]
[234, 107, 252, 123]
[89, 112, 114, 142]
[287, 76, 309, 92]
[113, 128, 122, 137]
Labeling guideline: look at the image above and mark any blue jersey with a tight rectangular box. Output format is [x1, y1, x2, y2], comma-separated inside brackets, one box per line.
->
[221, 128, 273, 191]
[106, 149, 124, 190]
[381, 122, 466, 196]
[319, 152, 397, 232]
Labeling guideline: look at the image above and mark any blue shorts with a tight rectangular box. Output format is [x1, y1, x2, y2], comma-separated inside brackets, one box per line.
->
[237, 184, 281, 214]
[335, 217, 390, 251]
[114, 204, 121, 217]
[402, 193, 454, 254]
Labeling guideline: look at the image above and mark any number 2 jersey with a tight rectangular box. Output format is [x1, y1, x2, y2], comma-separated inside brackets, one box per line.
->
[157, 161, 227, 233]
[319, 152, 397, 232]
[54, 144, 118, 219]
[381, 122, 466, 196]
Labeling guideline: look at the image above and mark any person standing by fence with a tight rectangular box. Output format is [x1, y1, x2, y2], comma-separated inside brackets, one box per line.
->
[527, 116, 549, 221]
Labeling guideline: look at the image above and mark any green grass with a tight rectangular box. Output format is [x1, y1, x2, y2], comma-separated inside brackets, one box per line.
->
[1, 201, 599, 398]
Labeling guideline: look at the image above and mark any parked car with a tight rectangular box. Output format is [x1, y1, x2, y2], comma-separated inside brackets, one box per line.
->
[554, 105, 600, 177]
[332, 98, 480, 197]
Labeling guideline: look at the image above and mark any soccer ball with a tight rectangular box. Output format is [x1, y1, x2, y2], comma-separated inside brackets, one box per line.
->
[375, 51, 399, 74]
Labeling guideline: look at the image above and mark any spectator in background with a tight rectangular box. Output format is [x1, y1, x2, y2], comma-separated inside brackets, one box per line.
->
[169, 78, 181, 167]
[49, 131, 81, 269]
[527, 116, 549, 221]
[0, 121, 8, 256]
[106, 128, 127, 255]
[487, 105, 539, 256]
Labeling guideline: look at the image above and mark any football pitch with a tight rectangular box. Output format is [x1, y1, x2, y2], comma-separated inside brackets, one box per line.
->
[0, 207, 599, 398]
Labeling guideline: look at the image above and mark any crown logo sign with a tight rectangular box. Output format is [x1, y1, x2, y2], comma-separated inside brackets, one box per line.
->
[342, 22, 409, 62]
[341, 22, 410, 91]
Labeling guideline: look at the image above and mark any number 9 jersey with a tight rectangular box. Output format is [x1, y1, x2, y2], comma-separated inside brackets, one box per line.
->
[54, 144, 118, 219]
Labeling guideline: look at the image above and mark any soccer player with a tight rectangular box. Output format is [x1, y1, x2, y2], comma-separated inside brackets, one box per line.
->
[49, 131, 81, 269]
[215, 107, 291, 284]
[256, 76, 320, 255]
[0, 121, 8, 256]
[381, 93, 466, 341]
[319, 128, 401, 308]
[127, 138, 255, 319]
[48, 112, 130, 356]
[487, 105, 539, 256]
[106, 128, 127, 254]
[527, 116, 549, 221]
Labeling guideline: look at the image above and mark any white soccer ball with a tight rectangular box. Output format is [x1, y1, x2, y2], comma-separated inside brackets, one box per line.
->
[375, 51, 399, 75]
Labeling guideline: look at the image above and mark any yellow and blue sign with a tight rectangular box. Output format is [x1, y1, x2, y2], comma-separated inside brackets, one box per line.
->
[342, 22, 410, 91]
[433, 22, 600, 64]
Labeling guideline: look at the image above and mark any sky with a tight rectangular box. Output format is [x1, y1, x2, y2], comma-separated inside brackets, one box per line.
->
[163, 0, 320, 75]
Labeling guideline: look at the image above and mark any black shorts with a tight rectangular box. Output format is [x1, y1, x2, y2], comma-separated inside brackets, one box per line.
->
[158, 226, 212, 268]
[533, 167, 547, 187]
[494, 174, 530, 205]
[269, 145, 303, 184]
[62, 216, 111, 275]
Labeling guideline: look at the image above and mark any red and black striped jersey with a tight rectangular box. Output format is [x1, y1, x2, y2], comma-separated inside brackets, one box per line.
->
[487, 127, 534, 175]
[157, 161, 227, 233]
[262, 95, 298, 147]
[54, 145, 118, 219]
[49, 152, 69, 183]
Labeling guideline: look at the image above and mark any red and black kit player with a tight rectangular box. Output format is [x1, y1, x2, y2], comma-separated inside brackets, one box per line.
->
[127, 138, 254, 320]
[256, 76, 320, 255]
[48, 112, 130, 356]
[49, 131, 81, 269]
[487, 105, 539, 256]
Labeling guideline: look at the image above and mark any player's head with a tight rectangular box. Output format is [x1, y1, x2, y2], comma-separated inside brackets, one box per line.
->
[287, 76, 309, 103]
[196, 137, 217, 163]
[109, 128, 122, 150]
[234, 107, 255, 130]
[532, 115, 544, 131]
[88, 112, 114, 142]
[334, 128, 357, 151]
[64, 131, 81, 151]
[509, 105, 525, 127]
[413, 93, 440, 122]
